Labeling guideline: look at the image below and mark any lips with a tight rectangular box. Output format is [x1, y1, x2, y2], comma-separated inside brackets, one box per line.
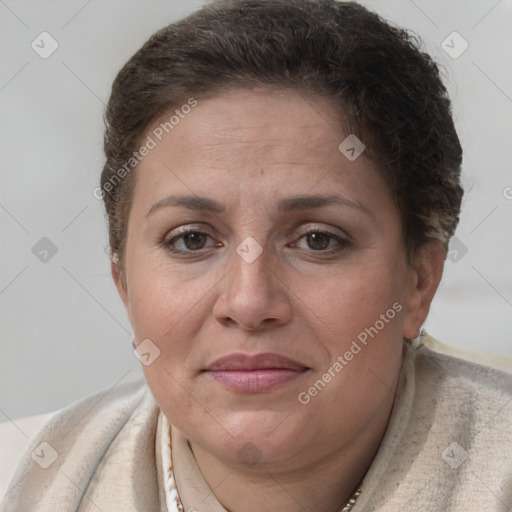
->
[205, 353, 308, 371]
[204, 353, 309, 392]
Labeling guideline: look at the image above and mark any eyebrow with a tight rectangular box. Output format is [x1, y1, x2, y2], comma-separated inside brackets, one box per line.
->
[276, 193, 371, 216]
[146, 193, 372, 218]
[147, 195, 225, 217]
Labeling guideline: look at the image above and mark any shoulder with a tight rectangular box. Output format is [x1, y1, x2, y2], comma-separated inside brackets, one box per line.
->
[416, 334, 512, 400]
[0, 412, 56, 498]
[359, 337, 512, 510]
[0, 378, 150, 499]
[415, 337, 512, 411]
[421, 331, 512, 372]
[413, 338, 512, 449]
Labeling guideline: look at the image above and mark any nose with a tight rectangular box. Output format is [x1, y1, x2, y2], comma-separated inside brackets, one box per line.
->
[212, 242, 293, 331]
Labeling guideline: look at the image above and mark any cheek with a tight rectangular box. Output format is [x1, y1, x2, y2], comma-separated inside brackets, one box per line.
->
[126, 258, 218, 414]
[293, 259, 406, 342]
[126, 253, 213, 339]
[141, 361, 211, 436]
[291, 257, 407, 405]
[293, 266, 405, 431]
[127, 263, 214, 427]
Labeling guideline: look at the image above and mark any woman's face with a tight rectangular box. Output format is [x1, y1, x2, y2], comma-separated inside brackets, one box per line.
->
[116, 88, 429, 471]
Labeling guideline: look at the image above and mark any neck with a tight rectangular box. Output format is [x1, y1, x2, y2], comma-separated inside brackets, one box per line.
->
[189, 386, 397, 512]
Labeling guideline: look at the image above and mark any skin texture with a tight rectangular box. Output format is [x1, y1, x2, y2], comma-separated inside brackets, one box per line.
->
[113, 88, 445, 512]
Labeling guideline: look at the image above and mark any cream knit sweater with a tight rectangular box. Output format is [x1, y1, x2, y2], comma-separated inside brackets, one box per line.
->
[1, 336, 512, 511]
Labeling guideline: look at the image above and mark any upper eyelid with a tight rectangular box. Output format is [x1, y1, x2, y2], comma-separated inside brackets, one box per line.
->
[165, 224, 216, 239]
[295, 225, 352, 244]
[298, 225, 347, 236]
[291, 230, 349, 248]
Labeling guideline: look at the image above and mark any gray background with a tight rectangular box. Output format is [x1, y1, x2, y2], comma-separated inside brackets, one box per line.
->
[0, 0, 511, 420]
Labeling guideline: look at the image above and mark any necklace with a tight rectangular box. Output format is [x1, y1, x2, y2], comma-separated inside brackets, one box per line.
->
[339, 487, 362, 512]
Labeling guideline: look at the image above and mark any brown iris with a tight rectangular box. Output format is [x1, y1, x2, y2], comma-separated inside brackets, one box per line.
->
[306, 232, 331, 251]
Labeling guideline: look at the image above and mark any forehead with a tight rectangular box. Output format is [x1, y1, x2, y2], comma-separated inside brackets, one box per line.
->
[164, 89, 340, 158]
[134, 88, 388, 210]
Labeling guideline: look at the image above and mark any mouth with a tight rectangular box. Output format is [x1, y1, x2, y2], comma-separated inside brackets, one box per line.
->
[203, 353, 310, 393]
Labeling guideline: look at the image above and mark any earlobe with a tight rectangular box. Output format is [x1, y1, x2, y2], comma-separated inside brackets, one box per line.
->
[111, 255, 129, 309]
[403, 239, 446, 339]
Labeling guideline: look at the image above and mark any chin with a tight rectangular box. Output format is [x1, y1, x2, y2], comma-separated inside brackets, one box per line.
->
[192, 409, 309, 466]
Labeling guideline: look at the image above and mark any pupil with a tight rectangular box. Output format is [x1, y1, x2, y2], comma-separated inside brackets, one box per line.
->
[307, 232, 330, 250]
[184, 232, 206, 250]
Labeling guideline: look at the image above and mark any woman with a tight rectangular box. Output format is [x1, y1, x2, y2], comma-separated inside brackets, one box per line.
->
[2, 0, 511, 510]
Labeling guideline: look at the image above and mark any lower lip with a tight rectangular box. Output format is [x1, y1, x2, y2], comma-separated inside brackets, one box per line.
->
[207, 369, 307, 392]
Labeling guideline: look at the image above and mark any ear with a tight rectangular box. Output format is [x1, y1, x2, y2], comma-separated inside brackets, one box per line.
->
[403, 239, 445, 339]
[111, 254, 129, 309]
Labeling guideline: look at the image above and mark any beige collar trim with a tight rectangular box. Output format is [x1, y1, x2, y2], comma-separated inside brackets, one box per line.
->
[157, 411, 229, 512]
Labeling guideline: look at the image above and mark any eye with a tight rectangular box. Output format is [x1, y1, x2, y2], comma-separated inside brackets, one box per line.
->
[302, 232, 333, 251]
[162, 228, 221, 254]
[180, 231, 209, 250]
[293, 228, 351, 253]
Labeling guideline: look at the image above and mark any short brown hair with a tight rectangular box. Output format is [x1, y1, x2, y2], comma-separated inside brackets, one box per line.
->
[101, 0, 463, 266]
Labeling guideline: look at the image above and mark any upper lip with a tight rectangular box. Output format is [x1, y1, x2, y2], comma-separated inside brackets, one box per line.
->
[205, 353, 308, 371]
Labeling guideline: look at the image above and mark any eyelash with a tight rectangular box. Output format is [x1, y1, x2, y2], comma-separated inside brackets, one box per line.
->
[293, 227, 352, 255]
[161, 226, 352, 257]
[161, 227, 220, 256]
